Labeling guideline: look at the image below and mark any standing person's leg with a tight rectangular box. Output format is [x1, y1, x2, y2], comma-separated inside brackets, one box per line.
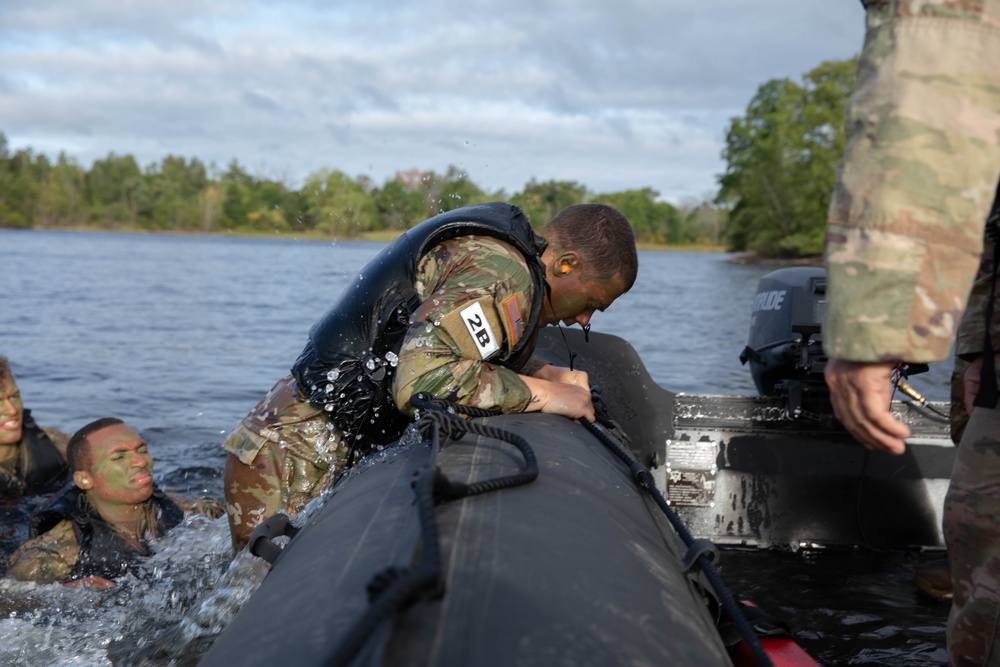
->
[945, 405, 1000, 666]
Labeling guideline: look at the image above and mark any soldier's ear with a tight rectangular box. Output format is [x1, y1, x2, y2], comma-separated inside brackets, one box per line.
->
[73, 471, 91, 490]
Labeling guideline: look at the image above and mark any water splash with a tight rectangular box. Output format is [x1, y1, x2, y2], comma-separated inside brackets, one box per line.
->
[0, 515, 252, 667]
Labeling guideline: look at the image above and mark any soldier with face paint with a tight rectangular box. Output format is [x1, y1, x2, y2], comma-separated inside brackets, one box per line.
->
[0, 356, 70, 499]
[7, 418, 221, 588]
[222, 203, 639, 551]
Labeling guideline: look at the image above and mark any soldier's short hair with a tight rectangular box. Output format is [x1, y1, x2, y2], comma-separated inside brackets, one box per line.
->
[542, 204, 638, 291]
[67, 417, 125, 472]
[0, 356, 12, 384]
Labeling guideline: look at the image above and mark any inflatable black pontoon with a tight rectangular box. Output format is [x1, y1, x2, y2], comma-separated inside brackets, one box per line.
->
[198, 334, 739, 666]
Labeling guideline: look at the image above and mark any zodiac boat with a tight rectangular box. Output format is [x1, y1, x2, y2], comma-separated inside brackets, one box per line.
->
[198, 268, 951, 667]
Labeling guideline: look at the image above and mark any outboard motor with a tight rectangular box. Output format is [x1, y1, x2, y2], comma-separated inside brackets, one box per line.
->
[740, 267, 828, 417]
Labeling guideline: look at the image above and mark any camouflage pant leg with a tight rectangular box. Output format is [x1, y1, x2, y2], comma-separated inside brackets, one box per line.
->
[222, 430, 332, 553]
[945, 405, 1000, 666]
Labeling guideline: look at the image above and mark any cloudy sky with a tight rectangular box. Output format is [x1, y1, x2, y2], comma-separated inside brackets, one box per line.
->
[1, 1, 863, 205]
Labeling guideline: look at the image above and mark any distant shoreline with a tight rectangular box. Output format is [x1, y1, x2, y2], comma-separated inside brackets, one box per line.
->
[7, 223, 724, 251]
[4, 224, 821, 264]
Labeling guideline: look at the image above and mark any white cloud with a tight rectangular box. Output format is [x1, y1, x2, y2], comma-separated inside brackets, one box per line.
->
[0, 0, 863, 203]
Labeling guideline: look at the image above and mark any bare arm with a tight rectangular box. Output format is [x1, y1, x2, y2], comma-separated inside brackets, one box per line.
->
[518, 372, 595, 423]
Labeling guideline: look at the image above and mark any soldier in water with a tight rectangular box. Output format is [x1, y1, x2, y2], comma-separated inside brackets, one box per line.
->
[0, 355, 70, 499]
[7, 417, 222, 588]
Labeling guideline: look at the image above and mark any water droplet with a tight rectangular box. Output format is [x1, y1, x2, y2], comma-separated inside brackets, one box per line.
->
[326, 369, 340, 382]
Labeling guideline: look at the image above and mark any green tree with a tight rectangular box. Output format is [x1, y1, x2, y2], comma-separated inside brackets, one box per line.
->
[36, 153, 85, 228]
[593, 188, 684, 244]
[302, 169, 379, 237]
[718, 57, 856, 257]
[0, 146, 44, 228]
[510, 179, 589, 227]
[139, 155, 208, 230]
[438, 165, 490, 212]
[86, 153, 143, 228]
[372, 176, 429, 231]
[0, 133, 24, 228]
[677, 198, 727, 245]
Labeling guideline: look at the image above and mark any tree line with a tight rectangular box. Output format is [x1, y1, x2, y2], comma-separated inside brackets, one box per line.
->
[0, 56, 857, 257]
[0, 138, 720, 246]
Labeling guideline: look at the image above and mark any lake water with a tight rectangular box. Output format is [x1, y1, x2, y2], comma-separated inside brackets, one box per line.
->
[0, 229, 955, 665]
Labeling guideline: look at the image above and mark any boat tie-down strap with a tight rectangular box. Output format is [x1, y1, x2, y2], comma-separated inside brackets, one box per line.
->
[411, 394, 539, 502]
[326, 392, 538, 667]
[681, 538, 720, 574]
[586, 388, 775, 667]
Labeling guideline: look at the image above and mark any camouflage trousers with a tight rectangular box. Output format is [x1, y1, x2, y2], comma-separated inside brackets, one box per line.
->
[221, 375, 352, 552]
[945, 404, 1000, 666]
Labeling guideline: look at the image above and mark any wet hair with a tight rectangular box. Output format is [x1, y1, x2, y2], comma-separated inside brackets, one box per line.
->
[67, 417, 125, 472]
[541, 204, 638, 291]
[0, 356, 12, 384]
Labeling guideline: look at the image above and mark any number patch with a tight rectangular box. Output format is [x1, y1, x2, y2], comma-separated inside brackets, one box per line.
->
[460, 302, 500, 359]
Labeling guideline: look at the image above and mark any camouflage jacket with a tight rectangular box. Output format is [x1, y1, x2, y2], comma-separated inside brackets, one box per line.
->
[6, 491, 219, 584]
[392, 236, 543, 415]
[823, 0, 1000, 363]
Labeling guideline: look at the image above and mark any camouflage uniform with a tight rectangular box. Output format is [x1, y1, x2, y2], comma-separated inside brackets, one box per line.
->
[5, 495, 197, 584]
[823, 1, 1000, 663]
[222, 236, 540, 551]
[825, 0, 1000, 364]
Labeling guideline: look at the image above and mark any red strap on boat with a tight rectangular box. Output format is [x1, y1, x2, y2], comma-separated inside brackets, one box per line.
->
[729, 636, 820, 667]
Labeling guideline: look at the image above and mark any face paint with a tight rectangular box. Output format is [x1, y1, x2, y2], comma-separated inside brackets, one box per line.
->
[545, 272, 628, 328]
[0, 377, 24, 447]
[84, 424, 155, 506]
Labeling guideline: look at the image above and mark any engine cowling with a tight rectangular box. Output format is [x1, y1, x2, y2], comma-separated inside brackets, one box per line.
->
[740, 267, 828, 398]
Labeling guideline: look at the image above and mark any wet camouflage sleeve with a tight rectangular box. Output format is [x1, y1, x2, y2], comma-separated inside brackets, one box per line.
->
[6, 519, 78, 584]
[823, 0, 1000, 363]
[172, 495, 226, 520]
[393, 236, 536, 415]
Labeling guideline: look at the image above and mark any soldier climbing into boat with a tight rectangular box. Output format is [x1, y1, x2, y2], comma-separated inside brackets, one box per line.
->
[6, 417, 223, 588]
[221, 203, 639, 552]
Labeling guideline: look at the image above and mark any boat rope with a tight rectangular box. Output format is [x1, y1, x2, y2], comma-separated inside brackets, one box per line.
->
[584, 388, 775, 667]
[325, 393, 537, 667]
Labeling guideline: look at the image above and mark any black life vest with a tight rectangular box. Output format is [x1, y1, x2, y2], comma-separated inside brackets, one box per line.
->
[7, 409, 70, 497]
[291, 202, 548, 444]
[30, 485, 185, 581]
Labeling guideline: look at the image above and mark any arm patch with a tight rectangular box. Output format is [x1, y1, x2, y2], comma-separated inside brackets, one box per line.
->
[440, 297, 504, 360]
